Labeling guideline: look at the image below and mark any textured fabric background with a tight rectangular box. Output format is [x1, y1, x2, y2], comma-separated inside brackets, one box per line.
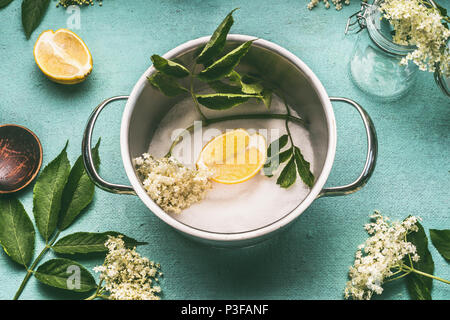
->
[0, 0, 448, 300]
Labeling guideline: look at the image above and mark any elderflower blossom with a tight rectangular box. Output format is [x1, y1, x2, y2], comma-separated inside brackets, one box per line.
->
[308, 0, 351, 11]
[93, 236, 162, 300]
[344, 212, 421, 300]
[381, 0, 450, 76]
[134, 154, 212, 214]
[57, 0, 103, 7]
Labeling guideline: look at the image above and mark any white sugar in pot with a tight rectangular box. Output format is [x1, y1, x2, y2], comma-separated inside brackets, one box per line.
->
[82, 35, 378, 247]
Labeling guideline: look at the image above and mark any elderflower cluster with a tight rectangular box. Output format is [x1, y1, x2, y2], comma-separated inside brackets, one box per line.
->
[344, 212, 420, 300]
[381, 0, 450, 76]
[134, 154, 212, 214]
[56, 0, 103, 8]
[93, 236, 162, 300]
[307, 0, 351, 11]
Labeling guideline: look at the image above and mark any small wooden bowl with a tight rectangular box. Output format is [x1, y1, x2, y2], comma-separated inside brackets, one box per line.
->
[0, 124, 43, 194]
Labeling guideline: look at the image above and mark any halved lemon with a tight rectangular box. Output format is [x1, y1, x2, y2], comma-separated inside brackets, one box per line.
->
[196, 129, 267, 184]
[34, 29, 93, 85]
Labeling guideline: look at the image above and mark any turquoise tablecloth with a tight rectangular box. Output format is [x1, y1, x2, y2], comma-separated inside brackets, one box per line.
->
[0, 0, 449, 300]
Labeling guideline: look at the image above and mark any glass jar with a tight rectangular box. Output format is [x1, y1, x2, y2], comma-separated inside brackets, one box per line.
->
[348, 1, 419, 101]
[435, 42, 450, 97]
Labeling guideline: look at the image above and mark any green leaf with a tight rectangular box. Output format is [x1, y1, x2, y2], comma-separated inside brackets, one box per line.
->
[58, 139, 100, 230]
[228, 71, 272, 108]
[265, 148, 293, 167]
[151, 55, 190, 78]
[194, 45, 215, 67]
[228, 71, 265, 95]
[196, 93, 256, 110]
[267, 135, 289, 158]
[435, 3, 447, 18]
[294, 147, 315, 188]
[430, 229, 450, 261]
[208, 80, 243, 94]
[263, 148, 293, 177]
[147, 72, 188, 97]
[404, 221, 434, 300]
[34, 258, 97, 292]
[240, 75, 264, 95]
[0, 0, 14, 9]
[196, 8, 238, 64]
[227, 70, 241, 84]
[33, 142, 71, 242]
[52, 231, 146, 254]
[277, 148, 293, 163]
[197, 40, 254, 82]
[21, 0, 50, 39]
[276, 156, 297, 188]
[0, 196, 35, 267]
[261, 88, 273, 109]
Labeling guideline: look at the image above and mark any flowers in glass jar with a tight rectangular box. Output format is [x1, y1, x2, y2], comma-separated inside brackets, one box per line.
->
[381, 0, 450, 76]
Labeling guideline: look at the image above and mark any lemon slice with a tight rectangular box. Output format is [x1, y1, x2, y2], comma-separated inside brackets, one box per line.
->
[34, 29, 93, 84]
[196, 129, 267, 184]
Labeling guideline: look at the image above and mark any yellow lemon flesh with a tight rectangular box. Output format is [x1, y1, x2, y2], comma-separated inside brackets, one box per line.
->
[34, 29, 93, 85]
[196, 129, 267, 184]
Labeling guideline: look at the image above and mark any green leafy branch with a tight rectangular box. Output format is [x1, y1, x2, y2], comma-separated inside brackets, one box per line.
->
[263, 99, 314, 189]
[148, 8, 315, 189]
[0, 140, 145, 300]
[147, 9, 267, 120]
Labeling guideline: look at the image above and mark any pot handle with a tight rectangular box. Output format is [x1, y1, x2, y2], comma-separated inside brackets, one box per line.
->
[318, 97, 378, 198]
[82, 96, 136, 195]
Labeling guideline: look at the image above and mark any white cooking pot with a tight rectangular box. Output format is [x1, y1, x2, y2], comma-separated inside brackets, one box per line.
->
[82, 35, 378, 247]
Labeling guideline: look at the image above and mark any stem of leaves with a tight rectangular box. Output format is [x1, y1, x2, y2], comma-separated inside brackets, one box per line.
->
[189, 64, 208, 122]
[386, 263, 450, 285]
[13, 230, 61, 300]
[384, 270, 412, 283]
[263, 97, 315, 188]
[283, 97, 294, 148]
[402, 265, 450, 285]
[85, 279, 106, 300]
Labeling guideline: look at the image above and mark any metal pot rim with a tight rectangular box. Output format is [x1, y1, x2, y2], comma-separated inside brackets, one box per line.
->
[119, 34, 337, 242]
